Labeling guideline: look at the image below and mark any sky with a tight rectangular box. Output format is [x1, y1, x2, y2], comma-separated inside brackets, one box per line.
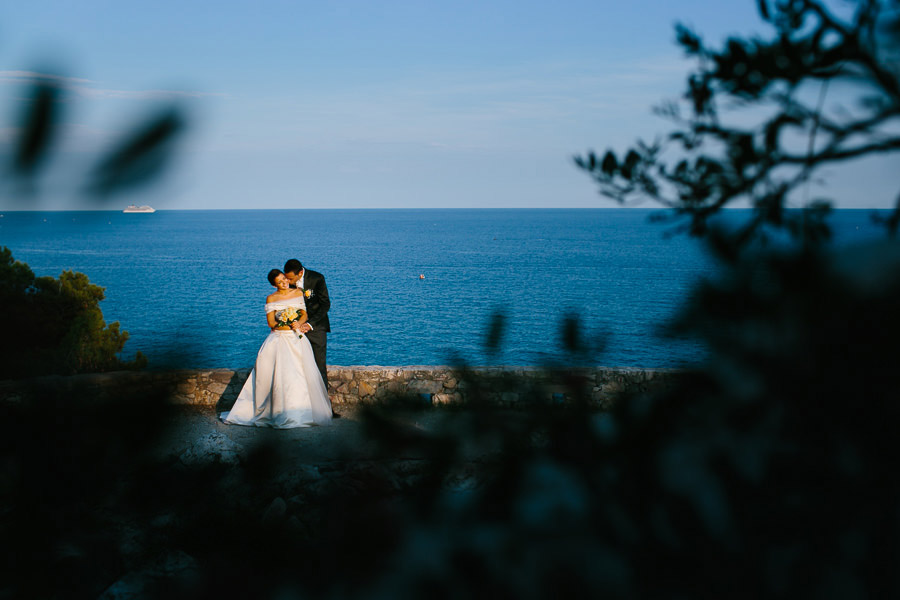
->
[0, 0, 896, 210]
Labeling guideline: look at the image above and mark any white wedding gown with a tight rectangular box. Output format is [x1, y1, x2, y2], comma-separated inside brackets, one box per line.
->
[221, 298, 332, 428]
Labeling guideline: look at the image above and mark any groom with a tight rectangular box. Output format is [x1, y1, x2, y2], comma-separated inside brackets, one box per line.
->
[283, 259, 331, 390]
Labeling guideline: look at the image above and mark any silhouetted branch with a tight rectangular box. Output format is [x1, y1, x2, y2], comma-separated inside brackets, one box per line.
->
[577, 0, 900, 244]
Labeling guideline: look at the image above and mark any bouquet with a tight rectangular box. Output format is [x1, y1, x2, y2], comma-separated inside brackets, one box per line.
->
[275, 307, 304, 338]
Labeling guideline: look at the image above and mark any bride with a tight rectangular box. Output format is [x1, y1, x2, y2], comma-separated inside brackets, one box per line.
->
[221, 269, 332, 428]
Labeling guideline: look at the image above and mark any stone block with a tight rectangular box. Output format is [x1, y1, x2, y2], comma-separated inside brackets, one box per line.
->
[208, 382, 228, 395]
[407, 379, 443, 395]
[433, 393, 463, 405]
[358, 381, 376, 397]
[604, 380, 624, 394]
[210, 371, 234, 383]
[169, 394, 191, 405]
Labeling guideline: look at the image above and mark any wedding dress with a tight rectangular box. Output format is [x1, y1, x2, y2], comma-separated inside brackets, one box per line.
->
[221, 298, 332, 428]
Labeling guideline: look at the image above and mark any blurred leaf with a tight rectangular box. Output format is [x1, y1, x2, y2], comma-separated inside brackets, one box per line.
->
[11, 81, 60, 179]
[601, 151, 618, 176]
[622, 150, 641, 179]
[484, 311, 506, 355]
[687, 75, 713, 116]
[875, 197, 900, 239]
[561, 314, 581, 353]
[85, 106, 185, 197]
[675, 23, 703, 54]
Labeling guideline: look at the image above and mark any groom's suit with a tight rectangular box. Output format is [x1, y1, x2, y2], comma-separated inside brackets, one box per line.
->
[291, 268, 330, 388]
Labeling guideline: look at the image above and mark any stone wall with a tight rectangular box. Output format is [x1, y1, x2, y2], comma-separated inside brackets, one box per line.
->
[0, 366, 680, 409]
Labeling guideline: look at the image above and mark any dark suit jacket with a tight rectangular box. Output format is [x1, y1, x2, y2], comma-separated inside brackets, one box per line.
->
[292, 269, 331, 332]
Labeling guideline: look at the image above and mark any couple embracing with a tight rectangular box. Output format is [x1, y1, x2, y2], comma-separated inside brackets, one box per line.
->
[221, 259, 334, 428]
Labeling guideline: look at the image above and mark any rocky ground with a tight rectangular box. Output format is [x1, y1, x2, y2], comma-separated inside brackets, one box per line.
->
[95, 404, 503, 599]
[158, 404, 447, 466]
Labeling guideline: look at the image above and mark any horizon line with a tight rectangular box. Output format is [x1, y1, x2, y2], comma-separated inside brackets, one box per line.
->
[0, 206, 891, 213]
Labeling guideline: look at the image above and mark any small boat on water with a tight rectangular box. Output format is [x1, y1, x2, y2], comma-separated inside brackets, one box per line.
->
[123, 204, 156, 213]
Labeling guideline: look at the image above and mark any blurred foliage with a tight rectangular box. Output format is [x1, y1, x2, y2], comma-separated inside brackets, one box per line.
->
[2, 74, 185, 201]
[84, 107, 185, 198]
[0, 246, 146, 378]
[3, 236, 899, 598]
[1, 64, 185, 376]
[3, 2, 900, 598]
[575, 0, 900, 243]
[10, 82, 60, 188]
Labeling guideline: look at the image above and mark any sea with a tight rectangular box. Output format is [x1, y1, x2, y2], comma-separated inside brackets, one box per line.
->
[0, 208, 891, 369]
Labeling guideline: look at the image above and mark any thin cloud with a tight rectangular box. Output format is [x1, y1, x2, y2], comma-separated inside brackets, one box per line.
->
[0, 69, 224, 100]
[77, 87, 224, 100]
[0, 70, 92, 85]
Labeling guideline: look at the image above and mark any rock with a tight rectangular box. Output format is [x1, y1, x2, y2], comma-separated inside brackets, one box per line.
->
[207, 381, 228, 395]
[262, 497, 287, 525]
[210, 370, 234, 383]
[358, 381, 376, 397]
[501, 392, 519, 405]
[407, 379, 443, 395]
[98, 551, 199, 600]
[433, 393, 462, 405]
[178, 432, 244, 466]
[443, 464, 481, 492]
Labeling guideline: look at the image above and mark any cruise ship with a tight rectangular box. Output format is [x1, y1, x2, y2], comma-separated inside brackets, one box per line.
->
[123, 204, 156, 213]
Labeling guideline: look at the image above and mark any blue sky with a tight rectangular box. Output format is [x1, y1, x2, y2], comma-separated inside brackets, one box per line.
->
[0, 0, 896, 209]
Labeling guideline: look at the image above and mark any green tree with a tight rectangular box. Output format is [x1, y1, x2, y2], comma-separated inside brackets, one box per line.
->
[0, 246, 146, 378]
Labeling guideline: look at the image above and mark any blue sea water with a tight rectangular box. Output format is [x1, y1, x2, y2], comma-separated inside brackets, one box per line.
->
[0, 208, 890, 369]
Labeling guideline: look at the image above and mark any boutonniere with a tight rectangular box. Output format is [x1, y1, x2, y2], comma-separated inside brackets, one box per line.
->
[304, 289, 313, 299]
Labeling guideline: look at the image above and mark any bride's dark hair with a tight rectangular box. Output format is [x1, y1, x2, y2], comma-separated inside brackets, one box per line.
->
[267, 269, 283, 286]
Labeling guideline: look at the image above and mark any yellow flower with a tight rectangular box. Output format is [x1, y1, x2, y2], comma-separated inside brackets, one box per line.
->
[280, 307, 298, 322]
[304, 289, 312, 298]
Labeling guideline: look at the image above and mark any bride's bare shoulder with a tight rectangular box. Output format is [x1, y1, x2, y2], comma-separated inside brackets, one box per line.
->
[266, 290, 303, 302]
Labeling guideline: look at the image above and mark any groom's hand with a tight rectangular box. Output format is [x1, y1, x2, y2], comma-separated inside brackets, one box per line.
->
[291, 322, 312, 334]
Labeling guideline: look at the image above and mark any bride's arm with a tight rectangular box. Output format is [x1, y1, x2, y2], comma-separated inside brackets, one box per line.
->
[267, 310, 278, 330]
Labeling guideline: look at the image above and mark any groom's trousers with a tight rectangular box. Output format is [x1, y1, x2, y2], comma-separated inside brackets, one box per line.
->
[306, 328, 328, 389]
